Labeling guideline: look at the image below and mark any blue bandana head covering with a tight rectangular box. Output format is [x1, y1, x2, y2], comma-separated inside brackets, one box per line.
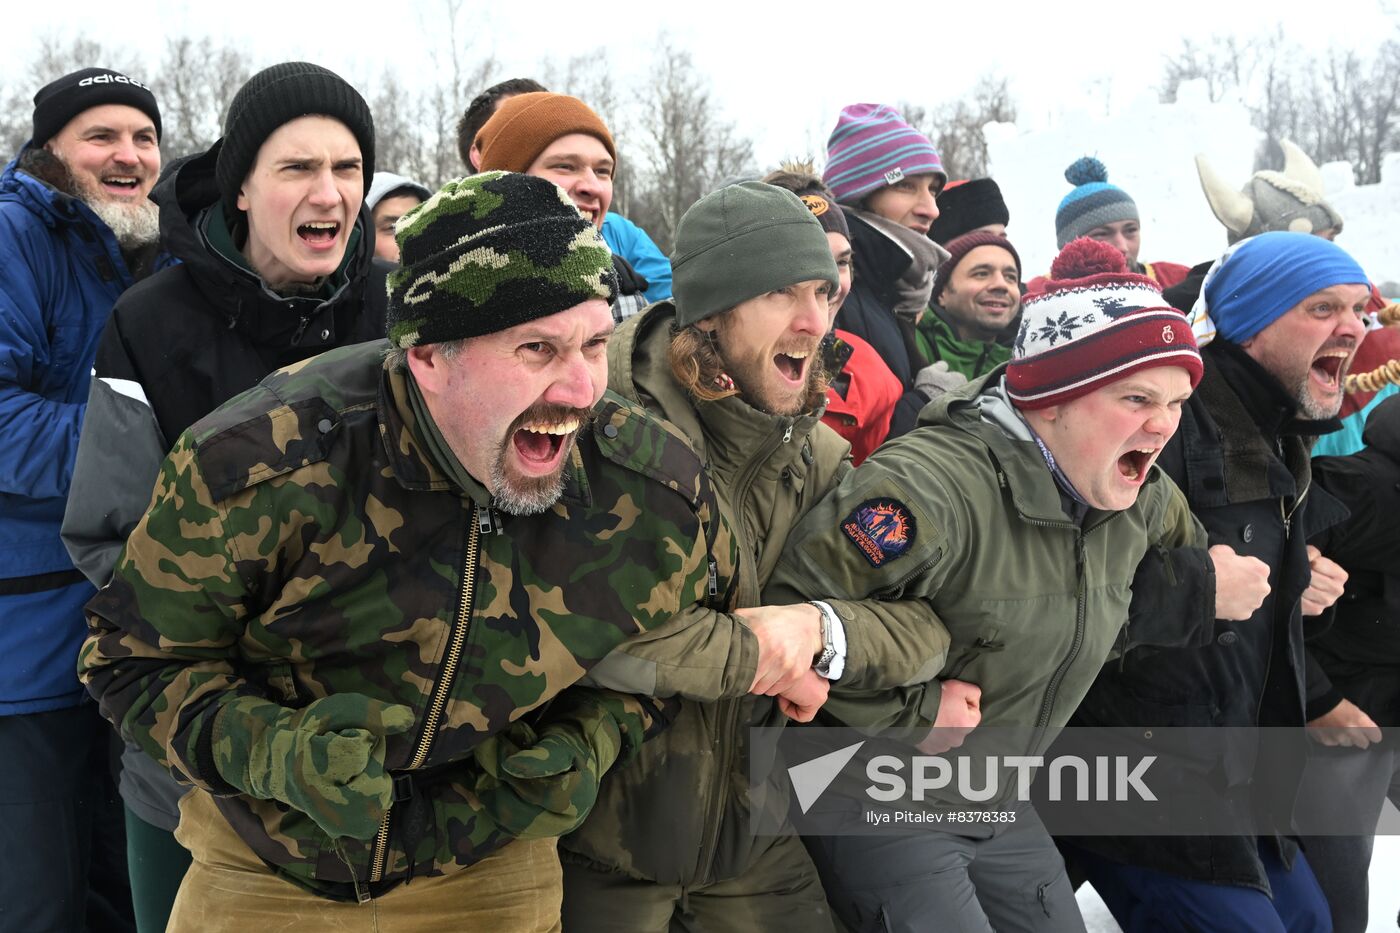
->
[1203, 231, 1368, 344]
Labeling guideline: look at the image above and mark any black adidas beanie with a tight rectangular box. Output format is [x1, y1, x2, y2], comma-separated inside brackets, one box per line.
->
[32, 68, 161, 146]
[215, 62, 375, 213]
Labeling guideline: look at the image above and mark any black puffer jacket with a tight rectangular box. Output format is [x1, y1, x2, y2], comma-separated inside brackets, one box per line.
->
[1309, 394, 1400, 723]
[61, 140, 389, 832]
[1067, 340, 1349, 893]
[839, 209, 930, 438]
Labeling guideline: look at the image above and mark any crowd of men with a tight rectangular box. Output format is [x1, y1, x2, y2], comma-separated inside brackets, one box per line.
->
[2, 58, 1398, 933]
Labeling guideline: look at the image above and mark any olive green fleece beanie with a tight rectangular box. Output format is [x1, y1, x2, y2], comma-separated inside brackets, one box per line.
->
[671, 182, 839, 327]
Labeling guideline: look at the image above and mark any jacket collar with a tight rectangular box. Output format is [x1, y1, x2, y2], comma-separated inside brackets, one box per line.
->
[1178, 342, 1314, 506]
[1208, 340, 1340, 440]
[845, 209, 912, 308]
[4, 144, 116, 233]
[927, 366, 1130, 528]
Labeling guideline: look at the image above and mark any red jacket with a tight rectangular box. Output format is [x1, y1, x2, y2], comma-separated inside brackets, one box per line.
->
[822, 329, 902, 464]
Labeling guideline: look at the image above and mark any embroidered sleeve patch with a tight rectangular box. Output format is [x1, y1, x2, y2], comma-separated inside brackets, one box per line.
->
[841, 498, 916, 568]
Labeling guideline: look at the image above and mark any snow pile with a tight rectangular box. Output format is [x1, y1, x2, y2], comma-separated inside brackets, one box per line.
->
[985, 81, 1259, 279]
[1323, 153, 1400, 294]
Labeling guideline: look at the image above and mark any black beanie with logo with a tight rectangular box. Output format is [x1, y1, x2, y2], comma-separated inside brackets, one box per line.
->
[32, 67, 161, 145]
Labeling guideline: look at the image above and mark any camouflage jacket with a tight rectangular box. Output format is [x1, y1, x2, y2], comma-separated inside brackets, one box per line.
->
[79, 340, 737, 901]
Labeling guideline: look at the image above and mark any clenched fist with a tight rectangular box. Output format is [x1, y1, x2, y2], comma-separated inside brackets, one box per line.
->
[1209, 544, 1270, 621]
[1301, 545, 1347, 617]
[918, 679, 981, 754]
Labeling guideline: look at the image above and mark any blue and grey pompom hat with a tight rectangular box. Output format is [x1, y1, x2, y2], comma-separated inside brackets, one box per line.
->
[1055, 156, 1138, 248]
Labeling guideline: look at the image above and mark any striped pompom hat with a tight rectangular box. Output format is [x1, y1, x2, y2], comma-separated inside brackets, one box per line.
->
[822, 104, 945, 206]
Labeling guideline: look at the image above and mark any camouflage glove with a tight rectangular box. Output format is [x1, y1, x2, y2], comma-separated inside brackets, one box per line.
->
[212, 693, 416, 840]
[471, 690, 679, 838]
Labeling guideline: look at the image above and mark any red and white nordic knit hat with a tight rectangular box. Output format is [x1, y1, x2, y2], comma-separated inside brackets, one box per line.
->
[1007, 238, 1202, 410]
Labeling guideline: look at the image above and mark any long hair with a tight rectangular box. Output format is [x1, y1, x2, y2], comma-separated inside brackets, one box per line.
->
[667, 317, 739, 402]
[667, 313, 832, 412]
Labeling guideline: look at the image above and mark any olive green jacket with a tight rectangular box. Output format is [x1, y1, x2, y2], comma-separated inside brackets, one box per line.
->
[564, 301, 948, 885]
[767, 369, 1209, 808]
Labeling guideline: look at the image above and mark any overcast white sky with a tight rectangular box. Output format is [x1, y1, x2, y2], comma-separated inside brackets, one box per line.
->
[2, 0, 1396, 166]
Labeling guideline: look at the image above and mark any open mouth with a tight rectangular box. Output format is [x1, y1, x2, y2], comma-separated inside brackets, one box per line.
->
[773, 350, 810, 386]
[101, 175, 141, 194]
[510, 416, 582, 473]
[297, 221, 341, 247]
[1117, 447, 1157, 483]
[1310, 349, 1349, 391]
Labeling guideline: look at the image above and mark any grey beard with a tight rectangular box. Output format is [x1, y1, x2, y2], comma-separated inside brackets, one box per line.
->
[1294, 375, 1343, 420]
[85, 194, 159, 250]
[489, 456, 565, 516]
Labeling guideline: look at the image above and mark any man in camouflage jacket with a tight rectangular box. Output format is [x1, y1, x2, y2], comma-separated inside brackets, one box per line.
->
[79, 172, 737, 928]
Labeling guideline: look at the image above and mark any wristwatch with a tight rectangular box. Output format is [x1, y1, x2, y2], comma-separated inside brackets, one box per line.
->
[809, 600, 839, 677]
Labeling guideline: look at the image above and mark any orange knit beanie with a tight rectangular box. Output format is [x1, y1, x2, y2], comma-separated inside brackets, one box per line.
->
[476, 92, 616, 173]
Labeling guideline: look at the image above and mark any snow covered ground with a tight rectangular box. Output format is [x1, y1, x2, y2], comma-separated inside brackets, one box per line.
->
[1075, 804, 1400, 931]
[984, 79, 1400, 293]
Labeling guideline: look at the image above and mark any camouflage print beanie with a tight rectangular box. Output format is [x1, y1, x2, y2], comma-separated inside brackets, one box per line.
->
[386, 171, 618, 349]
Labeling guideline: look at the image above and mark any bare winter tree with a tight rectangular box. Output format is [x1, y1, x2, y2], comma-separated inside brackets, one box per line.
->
[0, 34, 144, 159]
[369, 0, 498, 187]
[0, 84, 31, 161]
[903, 75, 1018, 180]
[373, 70, 435, 185]
[631, 37, 754, 252]
[1159, 27, 1400, 183]
[1160, 35, 1254, 104]
[420, 0, 497, 185]
[157, 37, 252, 160]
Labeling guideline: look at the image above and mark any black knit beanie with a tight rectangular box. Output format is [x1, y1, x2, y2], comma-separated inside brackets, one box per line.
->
[215, 62, 375, 213]
[32, 68, 161, 145]
[929, 177, 1010, 245]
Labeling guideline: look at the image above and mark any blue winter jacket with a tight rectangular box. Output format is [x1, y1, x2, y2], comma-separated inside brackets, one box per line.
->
[602, 212, 672, 302]
[0, 146, 168, 712]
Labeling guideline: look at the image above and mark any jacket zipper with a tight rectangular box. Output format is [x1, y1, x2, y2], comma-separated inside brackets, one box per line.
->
[367, 510, 482, 884]
[1037, 534, 1088, 729]
[1280, 479, 1310, 538]
[696, 419, 792, 882]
